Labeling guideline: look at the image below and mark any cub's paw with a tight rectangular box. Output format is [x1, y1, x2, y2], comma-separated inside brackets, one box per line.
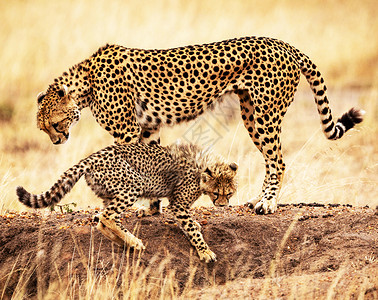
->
[136, 199, 162, 218]
[254, 197, 277, 215]
[136, 206, 150, 218]
[125, 232, 146, 250]
[198, 249, 217, 263]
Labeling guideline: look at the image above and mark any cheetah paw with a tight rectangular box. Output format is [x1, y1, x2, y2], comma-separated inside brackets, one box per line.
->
[136, 206, 150, 218]
[136, 200, 162, 218]
[253, 197, 277, 215]
[198, 249, 217, 263]
[124, 232, 146, 250]
[245, 196, 262, 210]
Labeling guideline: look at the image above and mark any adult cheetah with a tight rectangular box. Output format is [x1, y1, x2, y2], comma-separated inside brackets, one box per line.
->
[36, 36, 364, 214]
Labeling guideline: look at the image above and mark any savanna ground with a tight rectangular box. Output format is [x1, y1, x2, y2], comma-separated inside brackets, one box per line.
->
[0, 0, 377, 299]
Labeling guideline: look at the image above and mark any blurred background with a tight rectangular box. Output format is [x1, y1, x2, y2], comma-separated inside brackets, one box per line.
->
[0, 0, 377, 211]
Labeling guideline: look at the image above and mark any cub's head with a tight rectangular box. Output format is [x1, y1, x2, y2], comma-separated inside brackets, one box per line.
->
[201, 162, 238, 207]
[37, 85, 80, 144]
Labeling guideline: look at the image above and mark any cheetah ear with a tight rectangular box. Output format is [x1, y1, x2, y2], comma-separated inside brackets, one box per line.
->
[57, 85, 69, 98]
[201, 168, 213, 183]
[37, 92, 46, 107]
[204, 167, 213, 177]
[229, 162, 238, 172]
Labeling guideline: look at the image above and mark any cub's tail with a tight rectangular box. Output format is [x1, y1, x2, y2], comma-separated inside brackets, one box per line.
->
[280, 39, 365, 139]
[16, 160, 87, 209]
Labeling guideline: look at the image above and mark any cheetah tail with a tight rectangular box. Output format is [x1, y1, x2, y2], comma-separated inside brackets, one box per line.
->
[301, 60, 364, 139]
[16, 160, 87, 209]
[285, 42, 365, 140]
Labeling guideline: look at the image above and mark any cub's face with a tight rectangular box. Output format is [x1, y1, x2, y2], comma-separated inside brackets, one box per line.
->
[37, 85, 80, 145]
[200, 162, 238, 207]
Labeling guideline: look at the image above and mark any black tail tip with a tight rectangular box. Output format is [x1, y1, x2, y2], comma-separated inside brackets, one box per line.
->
[16, 186, 31, 206]
[16, 186, 27, 198]
[347, 107, 365, 124]
[338, 107, 365, 131]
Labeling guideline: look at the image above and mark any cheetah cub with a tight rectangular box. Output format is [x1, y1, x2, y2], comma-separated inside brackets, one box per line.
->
[16, 142, 238, 262]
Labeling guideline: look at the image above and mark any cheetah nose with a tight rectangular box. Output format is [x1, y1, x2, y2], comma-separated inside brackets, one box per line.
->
[53, 138, 62, 145]
[255, 206, 265, 215]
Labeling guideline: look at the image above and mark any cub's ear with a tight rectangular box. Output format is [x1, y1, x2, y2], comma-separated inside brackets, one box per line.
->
[201, 168, 213, 183]
[229, 162, 238, 172]
[57, 85, 69, 98]
[37, 92, 46, 106]
[204, 167, 212, 177]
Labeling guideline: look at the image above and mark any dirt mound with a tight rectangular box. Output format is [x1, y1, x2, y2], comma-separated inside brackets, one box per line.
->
[0, 205, 377, 299]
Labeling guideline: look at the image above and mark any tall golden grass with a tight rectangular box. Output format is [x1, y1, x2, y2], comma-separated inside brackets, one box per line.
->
[0, 0, 377, 297]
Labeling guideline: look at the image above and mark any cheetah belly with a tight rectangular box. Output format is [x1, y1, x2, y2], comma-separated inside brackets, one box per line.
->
[135, 88, 236, 129]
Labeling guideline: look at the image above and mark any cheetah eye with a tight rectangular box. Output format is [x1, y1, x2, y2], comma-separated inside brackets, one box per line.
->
[52, 122, 60, 131]
[57, 85, 69, 98]
[52, 121, 66, 133]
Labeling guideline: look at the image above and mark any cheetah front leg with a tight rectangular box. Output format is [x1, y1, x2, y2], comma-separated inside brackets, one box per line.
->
[95, 217, 125, 246]
[167, 202, 216, 263]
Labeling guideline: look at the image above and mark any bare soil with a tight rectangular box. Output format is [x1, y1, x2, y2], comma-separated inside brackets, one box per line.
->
[0, 204, 377, 299]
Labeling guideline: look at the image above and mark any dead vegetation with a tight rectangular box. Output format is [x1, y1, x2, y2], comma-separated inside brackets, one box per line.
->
[0, 205, 377, 299]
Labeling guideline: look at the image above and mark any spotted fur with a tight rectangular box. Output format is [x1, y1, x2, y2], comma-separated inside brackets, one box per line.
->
[16, 142, 238, 262]
[36, 36, 364, 214]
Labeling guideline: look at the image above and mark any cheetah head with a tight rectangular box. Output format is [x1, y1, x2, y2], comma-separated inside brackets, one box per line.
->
[37, 85, 80, 144]
[201, 162, 238, 207]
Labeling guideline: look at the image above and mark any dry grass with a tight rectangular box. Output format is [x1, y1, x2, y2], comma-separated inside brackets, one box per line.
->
[0, 0, 377, 297]
[3, 231, 182, 300]
[3, 212, 377, 300]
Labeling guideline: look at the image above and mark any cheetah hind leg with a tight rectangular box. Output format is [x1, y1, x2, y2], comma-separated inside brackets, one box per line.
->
[253, 166, 285, 214]
[95, 220, 125, 246]
[94, 214, 145, 250]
